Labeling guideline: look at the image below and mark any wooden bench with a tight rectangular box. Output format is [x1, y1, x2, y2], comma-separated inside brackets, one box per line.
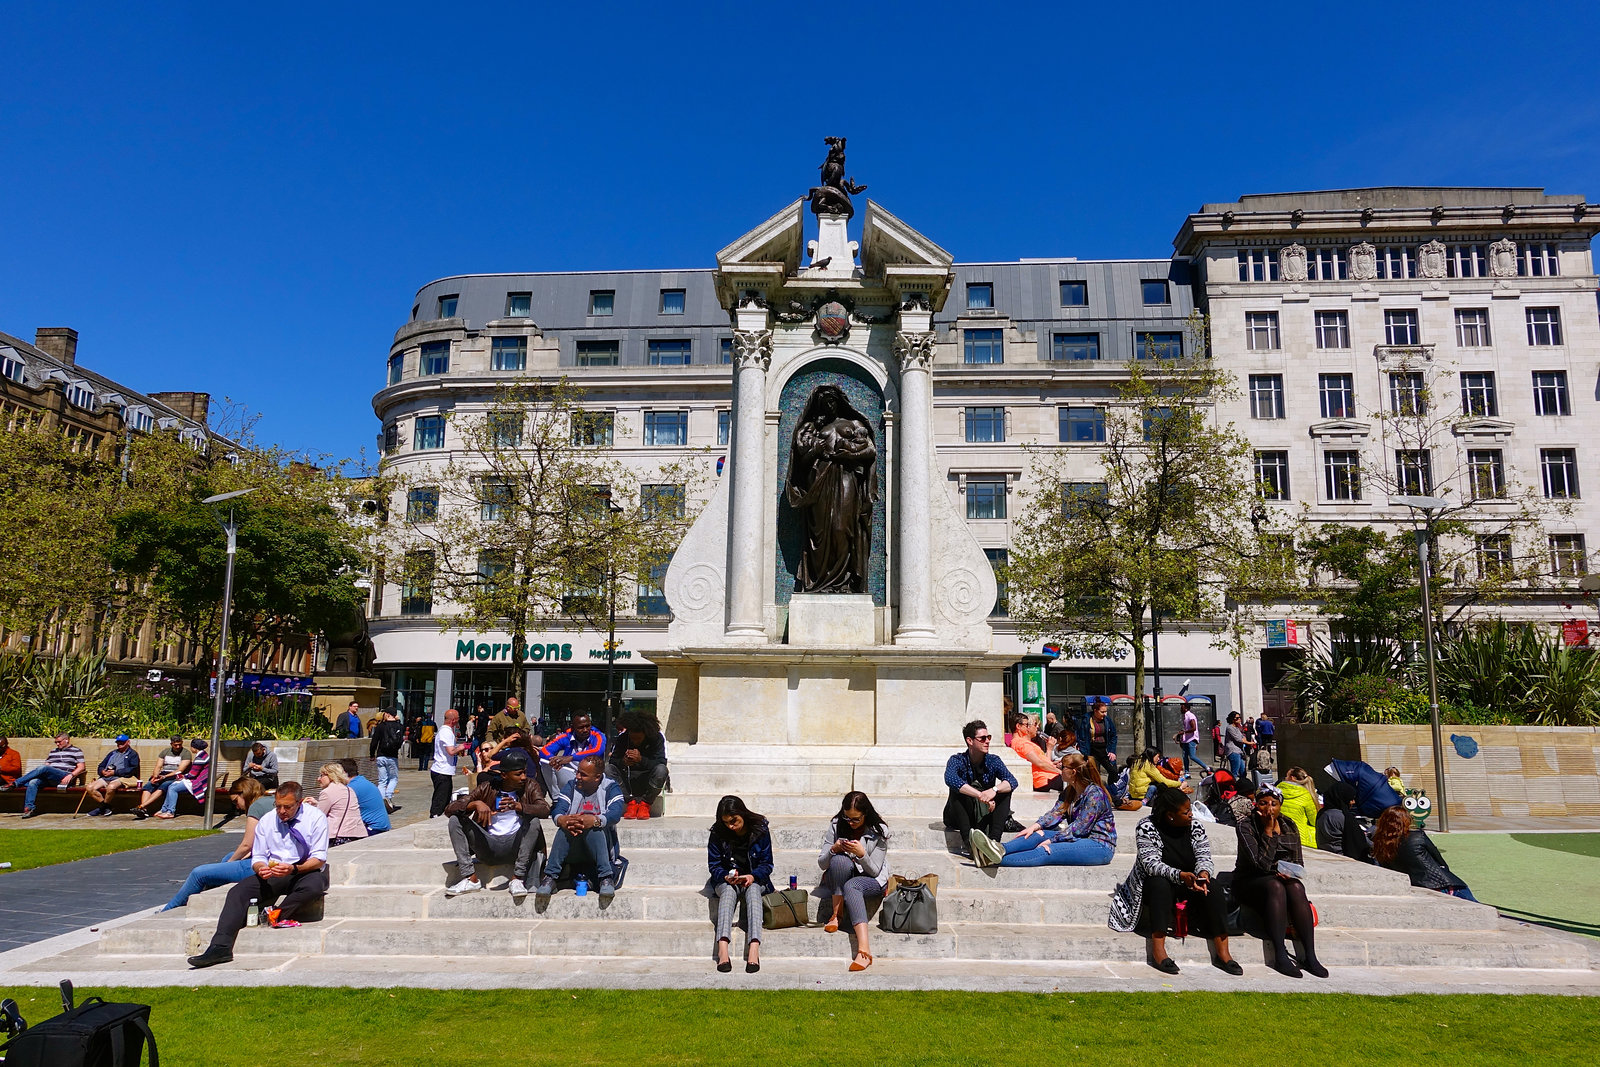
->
[0, 772, 232, 817]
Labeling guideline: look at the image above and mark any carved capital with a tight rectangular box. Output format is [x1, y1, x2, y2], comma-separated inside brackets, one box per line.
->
[893, 330, 937, 371]
[731, 329, 772, 372]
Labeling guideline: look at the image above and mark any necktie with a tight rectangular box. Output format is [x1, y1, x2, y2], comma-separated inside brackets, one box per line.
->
[281, 816, 311, 863]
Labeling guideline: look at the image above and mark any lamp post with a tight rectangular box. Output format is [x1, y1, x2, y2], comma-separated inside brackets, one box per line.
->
[603, 497, 624, 733]
[1392, 495, 1451, 833]
[200, 488, 256, 830]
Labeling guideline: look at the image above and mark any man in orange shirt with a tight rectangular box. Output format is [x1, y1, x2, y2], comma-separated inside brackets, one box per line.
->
[0, 736, 20, 788]
[1009, 716, 1063, 793]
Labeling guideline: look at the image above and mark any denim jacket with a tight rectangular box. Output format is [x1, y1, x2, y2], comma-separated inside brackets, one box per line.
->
[707, 825, 775, 895]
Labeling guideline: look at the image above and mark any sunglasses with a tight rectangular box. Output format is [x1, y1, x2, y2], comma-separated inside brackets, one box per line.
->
[973, 735, 992, 742]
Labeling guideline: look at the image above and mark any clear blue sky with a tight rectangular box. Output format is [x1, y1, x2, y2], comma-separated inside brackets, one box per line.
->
[4, 1, 1597, 463]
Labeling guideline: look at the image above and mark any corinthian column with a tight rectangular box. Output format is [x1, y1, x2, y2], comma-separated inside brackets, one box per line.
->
[892, 329, 937, 642]
[724, 327, 772, 638]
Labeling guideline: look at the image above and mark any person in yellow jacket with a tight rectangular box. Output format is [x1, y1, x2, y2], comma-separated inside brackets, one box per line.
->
[1277, 767, 1321, 848]
[1128, 747, 1186, 807]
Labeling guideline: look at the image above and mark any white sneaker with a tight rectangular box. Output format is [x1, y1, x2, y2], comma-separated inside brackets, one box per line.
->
[969, 829, 1005, 868]
[508, 878, 528, 900]
[445, 877, 481, 897]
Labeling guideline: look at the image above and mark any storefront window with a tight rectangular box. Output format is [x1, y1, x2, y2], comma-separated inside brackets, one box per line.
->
[385, 669, 436, 723]
[541, 667, 658, 736]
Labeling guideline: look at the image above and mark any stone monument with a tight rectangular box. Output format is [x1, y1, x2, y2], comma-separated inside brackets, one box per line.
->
[649, 139, 1009, 790]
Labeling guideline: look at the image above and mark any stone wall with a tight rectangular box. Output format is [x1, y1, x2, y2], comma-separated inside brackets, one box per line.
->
[8, 737, 376, 794]
[1279, 723, 1600, 818]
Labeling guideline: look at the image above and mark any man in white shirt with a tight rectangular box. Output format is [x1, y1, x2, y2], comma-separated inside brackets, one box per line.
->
[187, 781, 330, 968]
[430, 708, 468, 818]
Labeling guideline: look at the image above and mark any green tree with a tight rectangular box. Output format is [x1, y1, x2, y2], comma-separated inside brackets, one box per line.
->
[1006, 326, 1272, 744]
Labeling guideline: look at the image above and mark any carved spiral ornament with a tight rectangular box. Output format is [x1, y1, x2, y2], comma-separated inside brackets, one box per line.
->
[935, 566, 986, 624]
[670, 562, 724, 622]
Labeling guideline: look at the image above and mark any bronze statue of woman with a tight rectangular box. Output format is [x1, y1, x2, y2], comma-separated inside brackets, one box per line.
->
[784, 384, 877, 594]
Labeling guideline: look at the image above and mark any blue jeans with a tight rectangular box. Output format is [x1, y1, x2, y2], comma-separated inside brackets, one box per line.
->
[158, 780, 188, 815]
[1444, 886, 1479, 902]
[162, 853, 254, 910]
[543, 826, 614, 880]
[16, 766, 71, 810]
[999, 834, 1114, 867]
[375, 757, 400, 800]
[1227, 752, 1248, 780]
[1180, 740, 1203, 775]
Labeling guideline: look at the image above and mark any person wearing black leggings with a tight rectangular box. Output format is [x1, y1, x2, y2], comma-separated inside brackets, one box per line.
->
[1231, 784, 1328, 979]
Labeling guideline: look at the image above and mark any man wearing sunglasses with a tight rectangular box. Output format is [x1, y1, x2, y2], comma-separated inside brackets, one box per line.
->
[942, 719, 1019, 859]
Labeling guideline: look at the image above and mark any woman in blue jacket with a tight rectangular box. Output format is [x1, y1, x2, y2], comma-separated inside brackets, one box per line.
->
[706, 795, 774, 973]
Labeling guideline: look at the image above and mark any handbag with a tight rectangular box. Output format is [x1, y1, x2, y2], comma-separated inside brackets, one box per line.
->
[878, 873, 939, 934]
[761, 888, 810, 930]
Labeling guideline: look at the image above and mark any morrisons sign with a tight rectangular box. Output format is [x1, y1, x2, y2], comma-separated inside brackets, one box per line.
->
[455, 638, 573, 663]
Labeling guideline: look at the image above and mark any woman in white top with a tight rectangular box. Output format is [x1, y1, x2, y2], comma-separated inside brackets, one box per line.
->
[817, 790, 889, 973]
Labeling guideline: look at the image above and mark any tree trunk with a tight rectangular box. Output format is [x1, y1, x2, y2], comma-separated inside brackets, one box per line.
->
[1129, 628, 1147, 757]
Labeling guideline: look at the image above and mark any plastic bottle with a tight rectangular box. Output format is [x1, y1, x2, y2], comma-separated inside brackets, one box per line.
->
[245, 898, 259, 927]
[575, 875, 588, 897]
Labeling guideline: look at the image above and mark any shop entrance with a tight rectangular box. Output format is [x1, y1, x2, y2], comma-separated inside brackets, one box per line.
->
[539, 667, 659, 736]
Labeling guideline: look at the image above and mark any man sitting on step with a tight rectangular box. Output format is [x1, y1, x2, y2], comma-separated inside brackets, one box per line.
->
[606, 710, 668, 820]
[187, 781, 330, 968]
[943, 719, 1020, 857]
[540, 713, 607, 792]
[537, 755, 625, 901]
[443, 749, 551, 901]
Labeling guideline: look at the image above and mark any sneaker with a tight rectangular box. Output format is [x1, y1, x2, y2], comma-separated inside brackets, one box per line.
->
[968, 829, 1005, 868]
[19, 809, 37, 820]
[598, 878, 616, 899]
[508, 878, 529, 900]
[535, 876, 556, 898]
[634, 801, 652, 821]
[90, 806, 112, 817]
[445, 877, 482, 897]
[132, 810, 150, 821]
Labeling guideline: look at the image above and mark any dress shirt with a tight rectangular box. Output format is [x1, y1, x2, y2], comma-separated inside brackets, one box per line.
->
[252, 803, 331, 866]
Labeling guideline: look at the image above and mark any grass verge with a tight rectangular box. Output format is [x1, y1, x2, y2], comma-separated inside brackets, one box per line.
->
[1437, 832, 1600, 941]
[0, 829, 217, 873]
[0, 990, 1593, 1066]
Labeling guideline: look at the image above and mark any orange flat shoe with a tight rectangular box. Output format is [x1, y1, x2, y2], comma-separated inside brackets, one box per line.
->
[824, 917, 839, 933]
[849, 952, 873, 972]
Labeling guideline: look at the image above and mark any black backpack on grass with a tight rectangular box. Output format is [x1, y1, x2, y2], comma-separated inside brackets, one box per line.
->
[1, 982, 158, 1067]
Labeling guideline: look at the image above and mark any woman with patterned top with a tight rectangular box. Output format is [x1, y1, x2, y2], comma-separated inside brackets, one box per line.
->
[975, 753, 1116, 868]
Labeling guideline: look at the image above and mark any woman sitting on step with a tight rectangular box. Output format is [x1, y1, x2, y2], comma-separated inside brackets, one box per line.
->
[1109, 785, 1241, 975]
[1232, 784, 1328, 979]
[974, 753, 1116, 868]
[818, 790, 889, 973]
[1371, 805, 1476, 901]
[312, 762, 369, 847]
[705, 795, 773, 973]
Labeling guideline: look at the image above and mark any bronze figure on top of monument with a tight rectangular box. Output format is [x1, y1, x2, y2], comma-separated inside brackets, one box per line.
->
[806, 136, 867, 219]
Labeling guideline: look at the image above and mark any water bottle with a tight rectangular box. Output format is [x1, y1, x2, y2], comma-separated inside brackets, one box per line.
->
[575, 875, 588, 897]
[245, 898, 259, 927]
[789, 874, 798, 891]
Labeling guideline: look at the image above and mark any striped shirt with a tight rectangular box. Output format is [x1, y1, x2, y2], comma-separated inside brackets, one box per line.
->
[45, 745, 85, 773]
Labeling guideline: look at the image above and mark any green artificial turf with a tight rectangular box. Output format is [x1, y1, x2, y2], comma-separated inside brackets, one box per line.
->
[0, 990, 1592, 1066]
[1435, 832, 1600, 941]
[0, 829, 216, 873]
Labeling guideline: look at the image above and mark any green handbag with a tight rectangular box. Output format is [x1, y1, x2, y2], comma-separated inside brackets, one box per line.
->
[761, 888, 811, 929]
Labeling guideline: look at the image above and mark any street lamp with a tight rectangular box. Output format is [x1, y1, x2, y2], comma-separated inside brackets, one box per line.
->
[200, 487, 256, 830]
[1392, 494, 1451, 833]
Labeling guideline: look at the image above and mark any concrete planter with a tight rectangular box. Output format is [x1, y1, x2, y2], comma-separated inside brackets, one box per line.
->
[6, 736, 378, 794]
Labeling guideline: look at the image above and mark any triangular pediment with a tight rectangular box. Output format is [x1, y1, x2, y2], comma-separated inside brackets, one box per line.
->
[1452, 417, 1516, 439]
[715, 199, 805, 274]
[861, 200, 953, 275]
[1308, 419, 1371, 439]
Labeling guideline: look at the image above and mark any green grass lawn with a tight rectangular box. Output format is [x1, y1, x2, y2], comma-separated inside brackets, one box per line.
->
[1436, 832, 1600, 941]
[0, 829, 216, 873]
[0, 990, 1592, 1066]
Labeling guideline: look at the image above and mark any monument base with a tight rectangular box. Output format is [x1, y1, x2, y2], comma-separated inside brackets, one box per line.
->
[787, 593, 877, 646]
[311, 675, 385, 724]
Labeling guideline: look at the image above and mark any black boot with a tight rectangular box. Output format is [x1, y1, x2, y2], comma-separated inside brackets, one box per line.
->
[187, 945, 234, 969]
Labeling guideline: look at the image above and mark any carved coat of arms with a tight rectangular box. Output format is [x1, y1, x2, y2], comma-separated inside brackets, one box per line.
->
[816, 301, 851, 344]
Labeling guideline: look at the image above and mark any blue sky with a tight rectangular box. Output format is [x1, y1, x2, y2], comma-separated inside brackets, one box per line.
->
[4, 1, 1597, 463]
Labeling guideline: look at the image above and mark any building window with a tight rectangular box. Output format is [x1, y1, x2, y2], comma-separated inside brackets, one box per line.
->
[1455, 308, 1491, 348]
[478, 551, 511, 593]
[1050, 332, 1099, 361]
[576, 340, 620, 366]
[1541, 448, 1580, 499]
[413, 415, 445, 450]
[1306, 248, 1348, 280]
[1526, 307, 1563, 346]
[1319, 374, 1356, 419]
[1551, 534, 1588, 578]
[491, 336, 527, 371]
[641, 483, 686, 521]
[1532, 371, 1570, 416]
[129, 410, 154, 432]
[1377, 246, 1414, 279]
[1237, 249, 1279, 282]
[965, 406, 1005, 443]
[0, 352, 23, 382]
[387, 353, 403, 385]
[589, 290, 615, 316]
[1459, 371, 1498, 417]
[1384, 309, 1420, 346]
[1135, 332, 1182, 360]
[1324, 450, 1361, 501]
[487, 413, 523, 448]
[1255, 451, 1291, 501]
[644, 410, 688, 446]
[399, 551, 435, 615]
[1058, 406, 1107, 443]
[406, 488, 439, 523]
[382, 424, 398, 454]
[1518, 243, 1561, 277]
[1467, 449, 1506, 499]
[637, 562, 670, 616]
[1389, 372, 1426, 416]
[719, 338, 733, 364]
[572, 410, 614, 447]
[1476, 535, 1512, 580]
[985, 547, 1008, 616]
[963, 329, 1003, 364]
[1059, 280, 1088, 307]
[1315, 310, 1350, 349]
[436, 294, 458, 318]
[420, 341, 450, 376]
[506, 292, 532, 317]
[966, 283, 993, 310]
[1061, 481, 1109, 518]
[717, 409, 730, 446]
[1141, 280, 1170, 305]
[648, 339, 692, 366]
[659, 289, 686, 315]
[1446, 244, 1488, 278]
[1245, 312, 1280, 351]
[1249, 375, 1285, 419]
[966, 477, 1007, 519]
[67, 383, 95, 410]
[480, 479, 513, 522]
[1395, 449, 1433, 496]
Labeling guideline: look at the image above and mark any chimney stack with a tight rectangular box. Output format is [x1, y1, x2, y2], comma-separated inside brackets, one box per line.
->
[149, 391, 211, 427]
[34, 327, 78, 366]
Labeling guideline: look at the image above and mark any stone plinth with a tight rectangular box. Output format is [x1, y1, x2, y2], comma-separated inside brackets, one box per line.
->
[787, 593, 876, 646]
[311, 675, 385, 724]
